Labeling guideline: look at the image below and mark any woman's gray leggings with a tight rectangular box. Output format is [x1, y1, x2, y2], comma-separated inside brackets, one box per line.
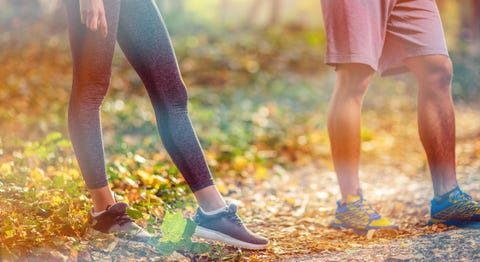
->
[64, 0, 214, 192]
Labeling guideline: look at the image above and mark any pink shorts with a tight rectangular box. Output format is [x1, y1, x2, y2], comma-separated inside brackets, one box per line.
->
[321, 0, 449, 76]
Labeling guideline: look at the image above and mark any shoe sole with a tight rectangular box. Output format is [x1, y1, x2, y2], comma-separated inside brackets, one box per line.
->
[194, 226, 269, 250]
[114, 232, 152, 244]
[331, 222, 398, 235]
[87, 228, 152, 244]
[428, 219, 480, 228]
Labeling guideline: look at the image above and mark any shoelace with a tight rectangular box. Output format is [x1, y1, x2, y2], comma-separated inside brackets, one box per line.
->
[226, 207, 243, 226]
[105, 204, 133, 227]
[451, 190, 474, 203]
[353, 199, 381, 220]
[113, 212, 133, 226]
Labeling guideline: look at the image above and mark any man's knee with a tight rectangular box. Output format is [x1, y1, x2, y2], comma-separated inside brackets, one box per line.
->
[408, 55, 453, 91]
[426, 56, 453, 87]
[335, 63, 374, 98]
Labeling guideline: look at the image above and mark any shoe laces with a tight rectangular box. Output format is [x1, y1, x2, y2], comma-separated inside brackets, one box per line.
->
[225, 206, 243, 226]
[114, 213, 133, 226]
[352, 199, 381, 220]
[451, 190, 474, 203]
[106, 204, 133, 226]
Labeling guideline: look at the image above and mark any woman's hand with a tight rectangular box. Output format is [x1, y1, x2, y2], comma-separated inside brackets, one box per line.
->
[79, 0, 108, 37]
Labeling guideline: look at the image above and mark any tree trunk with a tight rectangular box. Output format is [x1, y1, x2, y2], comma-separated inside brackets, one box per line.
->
[269, 0, 281, 27]
[244, 0, 263, 27]
[473, 0, 480, 49]
[219, 0, 230, 24]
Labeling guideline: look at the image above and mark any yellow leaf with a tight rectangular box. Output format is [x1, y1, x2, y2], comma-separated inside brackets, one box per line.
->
[68, 169, 80, 179]
[137, 170, 153, 186]
[154, 175, 169, 187]
[30, 168, 45, 181]
[216, 181, 228, 195]
[254, 166, 268, 180]
[0, 163, 12, 174]
[233, 156, 249, 171]
[286, 197, 296, 205]
[125, 177, 139, 188]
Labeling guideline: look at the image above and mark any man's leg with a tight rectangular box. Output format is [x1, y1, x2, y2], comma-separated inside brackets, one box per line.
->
[404, 55, 457, 197]
[328, 63, 374, 201]
[406, 55, 480, 227]
[328, 63, 398, 233]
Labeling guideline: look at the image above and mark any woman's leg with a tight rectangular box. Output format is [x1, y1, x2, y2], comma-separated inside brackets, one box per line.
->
[115, 0, 225, 211]
[64, 0, 121, 211]
[114, 2, 268, 248]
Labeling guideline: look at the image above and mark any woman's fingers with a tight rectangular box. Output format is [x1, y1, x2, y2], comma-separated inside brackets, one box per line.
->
[88, 10, 99, 31]
[79, 0, 107, 37]
[99, 14, 108, 38]
[80, 9, 97, 30]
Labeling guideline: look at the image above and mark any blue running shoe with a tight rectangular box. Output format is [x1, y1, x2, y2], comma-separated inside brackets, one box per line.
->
[331, 195, 398, 234]
[429, 187, 480, 228]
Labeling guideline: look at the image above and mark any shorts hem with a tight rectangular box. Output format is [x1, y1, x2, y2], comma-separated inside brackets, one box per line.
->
[324, 55, 378, 71]
[379, 49, 449, 76]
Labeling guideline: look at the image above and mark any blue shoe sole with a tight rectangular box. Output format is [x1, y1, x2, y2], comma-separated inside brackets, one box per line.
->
[428, 220, 480, 229]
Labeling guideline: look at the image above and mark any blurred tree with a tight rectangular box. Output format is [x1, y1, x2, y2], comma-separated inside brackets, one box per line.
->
[38, 0, 61, 14]
[244, 0, 282, 28]
[437, 0, 479, 53]
[456, 0, 480, 52]
[475, 1, 480, 36]
[437, 0, 480, 99]
[0, 0, 63, 36]
[0, 0, 41, 26]
[219, 0, 230, 24]
[156, 0, 186, 15]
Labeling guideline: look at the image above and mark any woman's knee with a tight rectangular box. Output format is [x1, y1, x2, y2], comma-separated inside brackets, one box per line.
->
[148, 74, 189, 111]
[167, 86, 189, 112]
[70, 82, 110, 111]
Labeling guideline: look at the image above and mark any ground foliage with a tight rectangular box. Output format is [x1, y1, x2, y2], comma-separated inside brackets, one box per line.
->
[291, 228, 480, 261]
[1, 23, 480, 261]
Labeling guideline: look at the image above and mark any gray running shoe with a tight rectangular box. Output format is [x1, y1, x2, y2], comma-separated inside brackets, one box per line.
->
[194, 204, 269, 250]
[88, 202, 151, 242]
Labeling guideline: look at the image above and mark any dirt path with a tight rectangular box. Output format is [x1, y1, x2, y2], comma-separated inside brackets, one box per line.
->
[288, 228, 480, 261]
[235, 163, 480, 261]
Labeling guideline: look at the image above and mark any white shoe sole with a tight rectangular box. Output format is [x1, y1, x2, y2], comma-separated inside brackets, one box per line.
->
[194, 226, 269, 250]
[87, 228, 152, 244]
